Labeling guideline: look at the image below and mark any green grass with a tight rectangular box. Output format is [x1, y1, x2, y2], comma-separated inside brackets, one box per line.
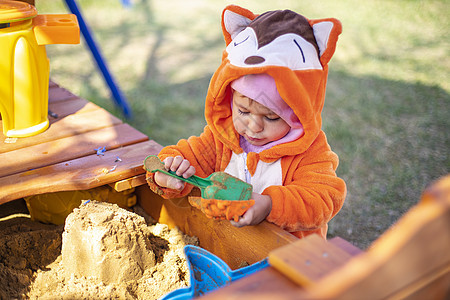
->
[37, 0, 449, 249]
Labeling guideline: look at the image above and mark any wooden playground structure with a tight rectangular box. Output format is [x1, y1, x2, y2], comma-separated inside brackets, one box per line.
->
[0, 80, 448, 299]
[0, 2, 449, 298]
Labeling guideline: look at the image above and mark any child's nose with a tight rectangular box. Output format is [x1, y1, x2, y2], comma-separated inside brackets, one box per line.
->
[247, 116, 264, 133]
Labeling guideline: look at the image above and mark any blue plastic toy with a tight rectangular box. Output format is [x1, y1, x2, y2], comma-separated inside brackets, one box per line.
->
[161, 245, 269, 299]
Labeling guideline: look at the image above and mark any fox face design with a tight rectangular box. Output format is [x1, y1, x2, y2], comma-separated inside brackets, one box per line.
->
[226, 26, 322, 70]
[223, 8, 341, 71]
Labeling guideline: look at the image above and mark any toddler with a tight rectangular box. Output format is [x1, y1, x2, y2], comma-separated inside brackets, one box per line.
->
[147, 5, 346, 239]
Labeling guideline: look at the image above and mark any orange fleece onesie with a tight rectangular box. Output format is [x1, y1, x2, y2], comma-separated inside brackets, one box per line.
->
[147, 5, 346, 239]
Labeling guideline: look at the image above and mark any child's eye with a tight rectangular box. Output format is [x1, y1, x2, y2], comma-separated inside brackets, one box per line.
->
[265, 116, 281, 122]
[238, 109, 249, 115]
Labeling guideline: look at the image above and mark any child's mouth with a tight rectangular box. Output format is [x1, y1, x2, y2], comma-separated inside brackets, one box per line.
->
[246, 135, 264, 144]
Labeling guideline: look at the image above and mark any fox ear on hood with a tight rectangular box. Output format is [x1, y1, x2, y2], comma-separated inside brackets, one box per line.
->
[309, 18, 342, 66]
[222, 5, 257, 46]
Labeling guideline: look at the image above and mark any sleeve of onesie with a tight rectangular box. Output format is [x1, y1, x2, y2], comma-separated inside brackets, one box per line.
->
[264, 133, 347, 233]
[146, 126, 218, 199]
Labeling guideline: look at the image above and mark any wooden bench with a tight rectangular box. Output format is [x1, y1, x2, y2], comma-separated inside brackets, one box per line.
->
[0, 81, 161, 205]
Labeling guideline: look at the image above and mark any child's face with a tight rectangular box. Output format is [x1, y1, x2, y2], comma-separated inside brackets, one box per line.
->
[232, 90, 290, 146]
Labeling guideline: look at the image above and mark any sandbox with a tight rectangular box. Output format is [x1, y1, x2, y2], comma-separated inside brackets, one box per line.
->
[0, 200, 198, 299]
[0, 186, 298, 299]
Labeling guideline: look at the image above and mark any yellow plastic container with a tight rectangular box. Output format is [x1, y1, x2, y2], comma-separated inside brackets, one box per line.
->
[24, 186, 137, 225]
[0, 0, 79, 137]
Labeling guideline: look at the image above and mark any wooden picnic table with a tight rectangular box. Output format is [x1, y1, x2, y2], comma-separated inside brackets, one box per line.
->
[0, 81, 162, 205]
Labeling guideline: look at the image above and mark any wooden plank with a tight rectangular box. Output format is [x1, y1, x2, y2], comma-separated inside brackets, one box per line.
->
[268, 234, 354, 287]
[201, 237, 364, 300]
[201, 266, 305, 300]
[0, 123, 148, 178]
[48, 85, 78, 103]
[136, 186, 299, 270]
[307, 175, 450, 299]
[110, 174, 147, 192]
[328, 236, 364, 257]
[0, 140, 163, 204]
[49, 80, 58, 88]
[1, 104, 122, 153]
[48, 97, 100, 119]
[388, 264, 450, 300]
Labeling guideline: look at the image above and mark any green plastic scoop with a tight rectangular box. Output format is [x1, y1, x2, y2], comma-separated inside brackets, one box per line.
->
[143, 155, 252, 200]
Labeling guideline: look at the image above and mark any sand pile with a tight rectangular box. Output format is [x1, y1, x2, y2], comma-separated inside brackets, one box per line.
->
[61, 201, 157, 284]
[0, 200, 198, 299]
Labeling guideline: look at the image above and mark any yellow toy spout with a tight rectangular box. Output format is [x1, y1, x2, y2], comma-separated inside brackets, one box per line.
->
[33, 14, 80, 45]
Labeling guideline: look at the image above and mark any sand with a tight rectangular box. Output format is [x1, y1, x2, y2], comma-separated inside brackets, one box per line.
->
[0, 200, 198, 299]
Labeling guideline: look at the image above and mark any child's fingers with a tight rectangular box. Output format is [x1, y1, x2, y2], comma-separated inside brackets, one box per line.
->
[176, 159, 193, 176]
[163, 157, 174, 170]
[230, 210, 252, 228]
[154, 171, 184, 190]
[165, 156, 195, 178]
[166, 177, 185, 190]
[229, 219, 240, 227]
[183, 166, 196, 178]
[154, 171, 168, 187]
[169, 156, 184, 172]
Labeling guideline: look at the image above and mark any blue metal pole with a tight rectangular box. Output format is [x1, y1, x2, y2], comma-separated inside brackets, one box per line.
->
[64, 0, 132, 118]
[120, 0, 132, 8]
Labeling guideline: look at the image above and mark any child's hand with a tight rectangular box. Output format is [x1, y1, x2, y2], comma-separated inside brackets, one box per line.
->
[154, 156, 196, 191]
[230, 192, 272, 227]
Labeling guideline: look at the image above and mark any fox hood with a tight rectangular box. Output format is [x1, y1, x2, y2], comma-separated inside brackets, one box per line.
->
[205, 5, 342, 159]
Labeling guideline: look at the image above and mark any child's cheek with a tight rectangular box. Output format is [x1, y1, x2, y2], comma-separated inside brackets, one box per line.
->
[232, 115, 245, 135]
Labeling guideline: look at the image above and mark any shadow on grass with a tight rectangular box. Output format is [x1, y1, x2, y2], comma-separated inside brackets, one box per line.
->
[324, 70, 449, 249]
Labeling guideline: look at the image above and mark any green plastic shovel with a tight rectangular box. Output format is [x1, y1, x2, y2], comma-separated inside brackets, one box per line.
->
[143, 155, 252, 200]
